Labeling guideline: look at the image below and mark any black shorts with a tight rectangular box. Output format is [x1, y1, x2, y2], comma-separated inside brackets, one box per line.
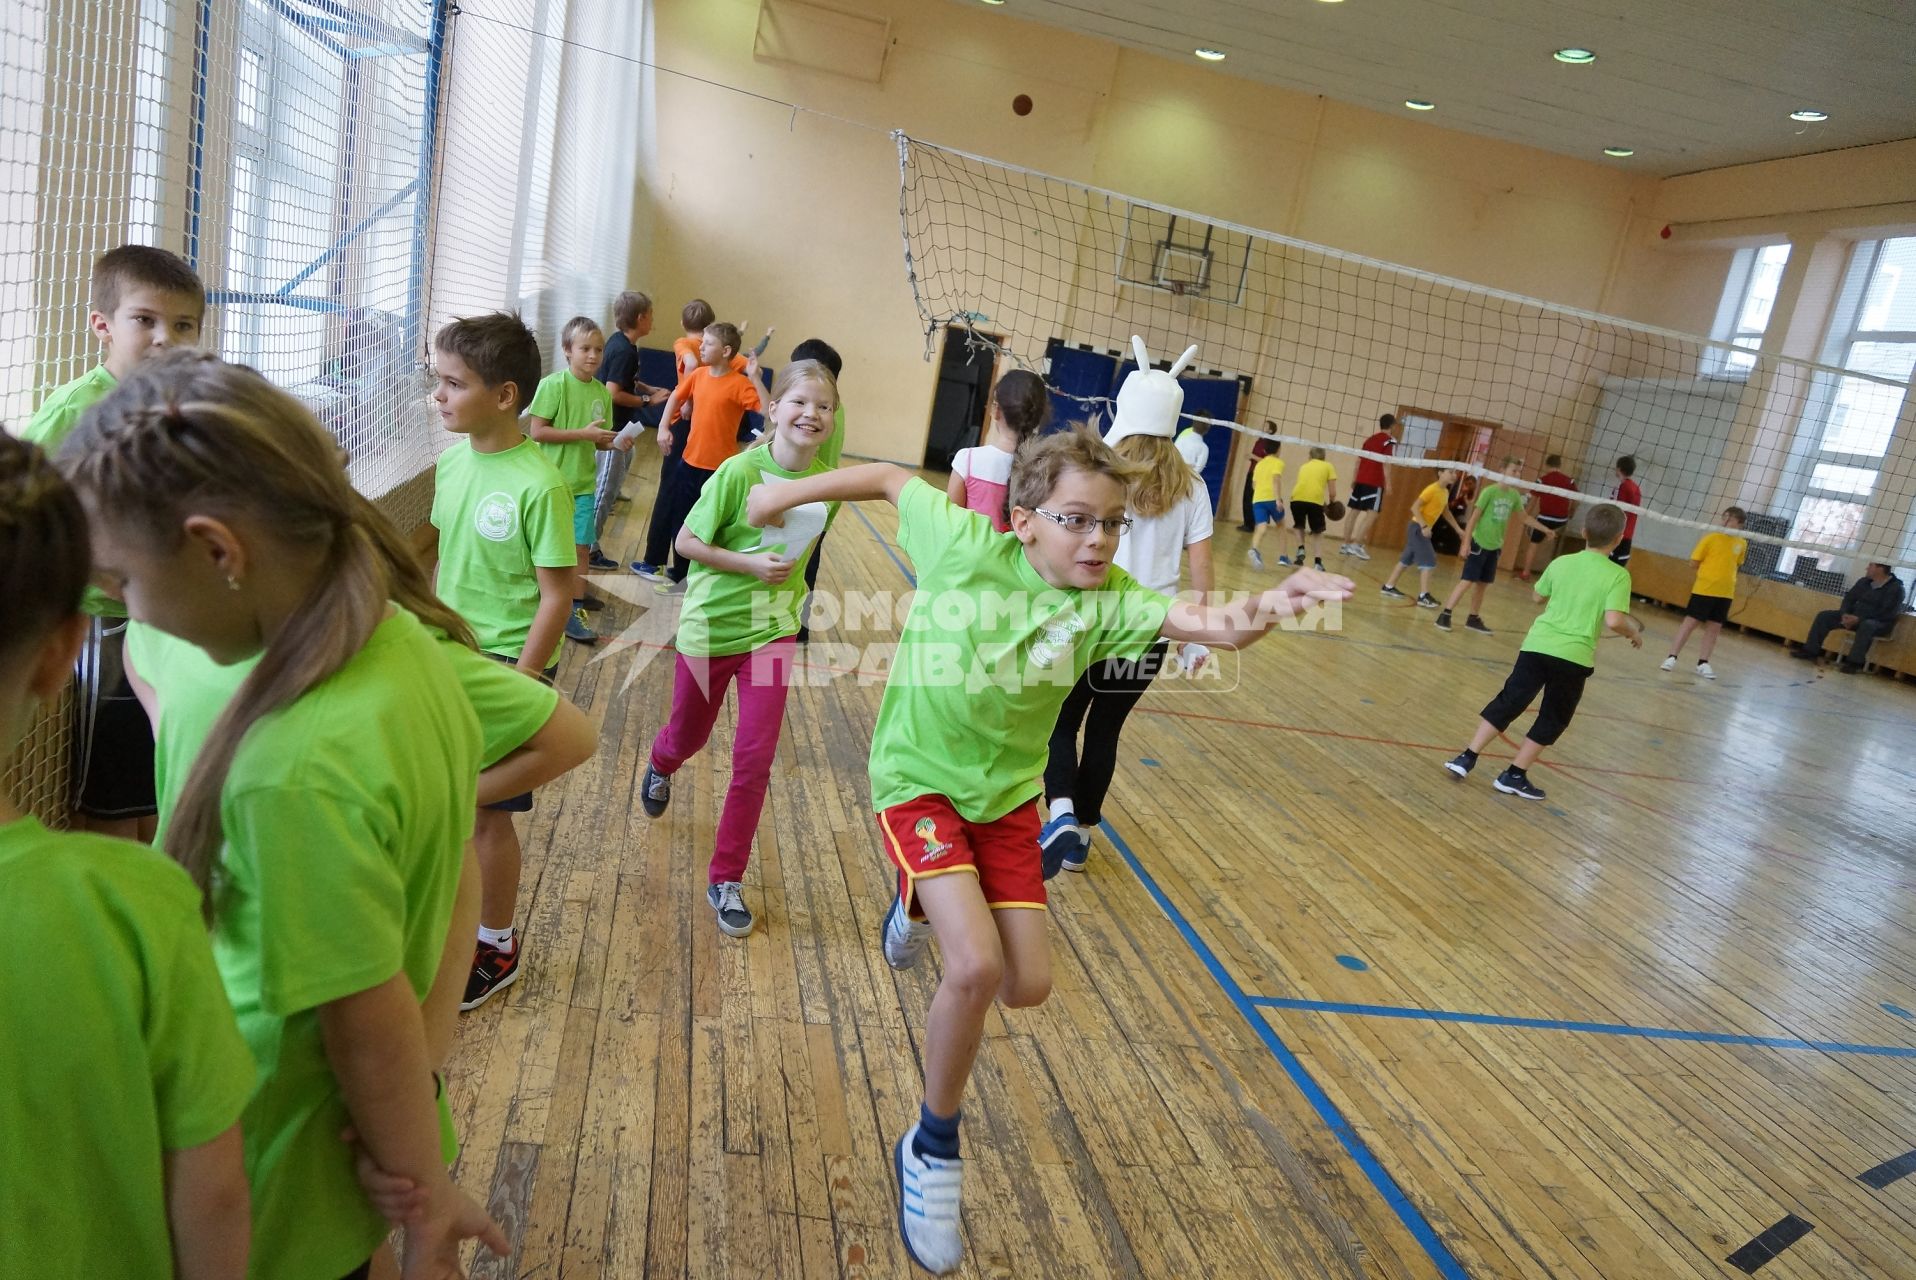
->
[1609, 537, 1633, 566]
[1530, 515, 1568, 544]
[1289, 501, 1326, 534]
[73, 618, 158, 820]
[1481, 649, 1591, 747]
[1348, 483, 1382, 512]
[1460, 543, 1500, 584]
[482, 651, 559, 813]
[1684, 593, 1731, 624]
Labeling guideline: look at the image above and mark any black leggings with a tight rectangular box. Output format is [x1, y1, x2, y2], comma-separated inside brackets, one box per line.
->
[1044, 640, 1169, 824]
[1480, 650, 1590, 747]
[642, 458, 715, 580]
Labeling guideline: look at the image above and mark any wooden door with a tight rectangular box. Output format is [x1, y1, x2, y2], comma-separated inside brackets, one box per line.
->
[1370, 409, 1499, 551]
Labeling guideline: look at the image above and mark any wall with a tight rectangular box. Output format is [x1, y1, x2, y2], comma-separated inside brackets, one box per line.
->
[634, 0, 1661, 467]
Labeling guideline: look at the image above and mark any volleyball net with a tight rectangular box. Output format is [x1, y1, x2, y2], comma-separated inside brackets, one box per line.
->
[895, 132, 1916, 584]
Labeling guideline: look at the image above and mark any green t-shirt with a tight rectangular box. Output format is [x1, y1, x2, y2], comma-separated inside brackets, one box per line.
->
[1471, 484, 1527, 552]
[128, 616, 561, 842]
[527, 368, 612, 496]
[868, 478, 1171, 822]
[24, 364, 126, 618]
[677, 443, 839, 658]
[1522, 550, 1632, 668]
[133, 609, 482, 1279]
[818, 403, 846, 470]
[0, 817, 254, 1278]
[432, 437, 576, 661]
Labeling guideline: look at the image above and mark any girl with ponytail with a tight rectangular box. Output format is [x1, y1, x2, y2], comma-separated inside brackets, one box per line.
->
[946, 367, 1049, 531]
[58, 351, 524, 1280]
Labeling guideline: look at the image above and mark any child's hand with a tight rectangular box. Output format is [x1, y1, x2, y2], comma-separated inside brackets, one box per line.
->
[745, 482, 786, 531]
[612, 432, 635, 454]
[589, 427, 617, 449]
[339, 1126, 428, 1225]
[401, 1183, 510, 1280]
[745, 352, 761, 379]
[748, 553, 795, 585]
[1265, 568, 1355, 612]
[657, 429, 674, 457]
[648, 388, 669, 405]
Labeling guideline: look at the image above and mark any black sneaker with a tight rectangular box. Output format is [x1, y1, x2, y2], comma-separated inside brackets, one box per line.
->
[1435, 611, 1453, 632]
[461, 939, 521, 1011]
[1789, 646, 1819, 660]
[1379, 584, 1407, 599]
[707, 881, 755, 937]
[1492, 767, 1546, 800]
[640, 762, 671, 817]
[1837, 662, 1863, 674]
[1444, 750, 1477, 778]
[1416, 593, 1440, 608]
[1294, 548, 1306, 564]
[1464, 616, 1494, 635]
[588, 548, 618, 570]
[1313, 557, 1326, 571]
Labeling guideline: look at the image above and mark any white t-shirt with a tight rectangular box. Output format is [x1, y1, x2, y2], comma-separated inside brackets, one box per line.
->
[1116, 477, 1214, 596]
[950, 444, 1016, 532]
[1174, 428, 1209, 474]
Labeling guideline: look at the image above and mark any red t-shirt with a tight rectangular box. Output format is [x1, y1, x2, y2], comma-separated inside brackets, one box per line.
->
[1538, 470, 1575, 520]
[1614, 477, 1640, 539]
[1354, 431, 1394, 487]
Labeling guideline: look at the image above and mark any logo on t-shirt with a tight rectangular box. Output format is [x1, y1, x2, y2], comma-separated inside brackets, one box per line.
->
[1029, 612, 1088, 669]
[475, 492, 519, 542]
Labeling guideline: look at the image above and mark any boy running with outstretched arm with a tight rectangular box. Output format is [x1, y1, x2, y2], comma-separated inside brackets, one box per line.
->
[746, 426, 1351, 1274]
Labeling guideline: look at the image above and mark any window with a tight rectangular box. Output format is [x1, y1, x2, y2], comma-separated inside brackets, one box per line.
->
[1706, 242, 1789, 374]
[1777, 237, 1916, 572]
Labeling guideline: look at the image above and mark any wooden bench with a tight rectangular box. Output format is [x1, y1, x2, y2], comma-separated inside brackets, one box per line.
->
[1622, 548, 1916, 678]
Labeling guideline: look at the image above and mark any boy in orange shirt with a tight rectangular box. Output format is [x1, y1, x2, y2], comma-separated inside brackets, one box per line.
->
[617, 321, 761, 588]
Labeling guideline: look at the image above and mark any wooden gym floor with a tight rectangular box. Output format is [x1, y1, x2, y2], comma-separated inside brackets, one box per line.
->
[448, 449, 1916, 1279]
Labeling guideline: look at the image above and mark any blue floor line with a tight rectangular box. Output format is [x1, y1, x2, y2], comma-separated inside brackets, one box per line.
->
[1247, 995, 1916, 1059]
[1101, 823, 1472, 1279]
[854, 502, 1469, 1276]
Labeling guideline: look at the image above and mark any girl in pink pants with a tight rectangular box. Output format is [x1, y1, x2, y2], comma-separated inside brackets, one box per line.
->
[638, 358, 840, 938]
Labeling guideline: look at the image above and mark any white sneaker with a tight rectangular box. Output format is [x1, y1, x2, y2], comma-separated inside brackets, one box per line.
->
[1696, 661, 1716, 680]
[1659, 655, 1676, 672]
[895, 1126, 964, 1274]
[881, 891, 931, 970]
[1352, 545, 1371, 561]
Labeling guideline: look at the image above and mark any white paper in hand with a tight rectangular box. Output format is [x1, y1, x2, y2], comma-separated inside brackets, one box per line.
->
[746, 474, 827, 561]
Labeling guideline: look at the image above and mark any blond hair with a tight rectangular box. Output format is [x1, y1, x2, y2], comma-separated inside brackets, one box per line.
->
[58, 351, 474, 918]
[769, 358, 837, 409]
[1008, 423, 1142, 516]
[1114, 434, 1197, 520]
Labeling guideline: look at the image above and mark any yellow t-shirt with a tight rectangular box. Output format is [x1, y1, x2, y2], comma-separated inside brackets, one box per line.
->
[1251, 455, 1285, 503]
[1292, 458, 1336, 505]
[1690, 532, 1746, 598]
[1415, 482, 1448, 528]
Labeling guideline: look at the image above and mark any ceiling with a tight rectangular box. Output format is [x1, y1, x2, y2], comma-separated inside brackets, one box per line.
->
[968, 0, 1916, 176]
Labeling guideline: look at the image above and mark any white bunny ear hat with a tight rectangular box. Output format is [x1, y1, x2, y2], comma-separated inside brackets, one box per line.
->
[1103, 336, 1201, 447]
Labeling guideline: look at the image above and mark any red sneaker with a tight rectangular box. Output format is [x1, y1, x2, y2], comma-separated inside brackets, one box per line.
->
[461, 939, 521, 1011]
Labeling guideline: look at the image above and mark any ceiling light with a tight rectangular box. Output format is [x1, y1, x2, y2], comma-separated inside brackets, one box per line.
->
[1790, 109, 1828, 122]
[1404, 99, 1435, 111]
[1194, 48, 1226, 61]
[1315, 0, 1345, 4]
[1603, 147, 1634, 157]
[1553, 48, 1596, 64]
[980, 0, 1005, 5]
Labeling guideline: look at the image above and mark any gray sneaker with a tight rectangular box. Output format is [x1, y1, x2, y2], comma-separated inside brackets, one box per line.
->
[640, 762, 671, 817]
[707, 881, 755, 937]
[565, 606, 598, 644]
[881, 890, 932, 970]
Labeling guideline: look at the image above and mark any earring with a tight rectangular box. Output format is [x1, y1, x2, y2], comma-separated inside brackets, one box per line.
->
[226, 574, 241, 592]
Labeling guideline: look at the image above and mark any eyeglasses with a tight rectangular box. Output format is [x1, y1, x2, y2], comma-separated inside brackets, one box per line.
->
[1033, 508, 1132, 537]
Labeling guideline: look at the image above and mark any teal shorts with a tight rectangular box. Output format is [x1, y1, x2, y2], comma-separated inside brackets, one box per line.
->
[572, 492, 595, 545]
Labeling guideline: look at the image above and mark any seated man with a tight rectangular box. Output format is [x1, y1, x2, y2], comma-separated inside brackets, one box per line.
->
[1792, 561, 1907, 672]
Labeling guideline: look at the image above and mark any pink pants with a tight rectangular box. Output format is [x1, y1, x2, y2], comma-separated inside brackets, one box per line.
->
[649, 637, 795, 884]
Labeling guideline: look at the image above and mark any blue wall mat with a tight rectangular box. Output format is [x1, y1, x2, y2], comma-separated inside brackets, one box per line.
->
[1045, 342, 1118, 433]
[1114, 359, 1241, 513]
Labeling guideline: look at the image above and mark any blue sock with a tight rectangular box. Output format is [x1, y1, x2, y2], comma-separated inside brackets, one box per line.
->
[913, 1102, 961, 1160]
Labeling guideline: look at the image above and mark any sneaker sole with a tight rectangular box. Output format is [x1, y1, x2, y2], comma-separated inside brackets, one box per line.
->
[713, 914, 755, 939]
[1443, 762, 1470, 779]
[1061, 855, 1088, 872]
[1492, 778, 1544, 800]
[1417, 601, 1439, 609]
[881, 892, 918, 971]
[459, 963, 521, 1012]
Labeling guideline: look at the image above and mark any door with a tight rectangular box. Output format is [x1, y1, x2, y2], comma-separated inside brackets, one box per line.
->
[1374, 408, 1499, 554]
[923, 326, 1001, 470]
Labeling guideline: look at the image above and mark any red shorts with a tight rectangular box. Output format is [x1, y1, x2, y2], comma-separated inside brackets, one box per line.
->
[877, 794, 1046, 918]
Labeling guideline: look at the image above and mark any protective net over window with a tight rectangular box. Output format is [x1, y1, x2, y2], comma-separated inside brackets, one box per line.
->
[895, 133, 1916, 580]
[1, 0, 645, 824]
